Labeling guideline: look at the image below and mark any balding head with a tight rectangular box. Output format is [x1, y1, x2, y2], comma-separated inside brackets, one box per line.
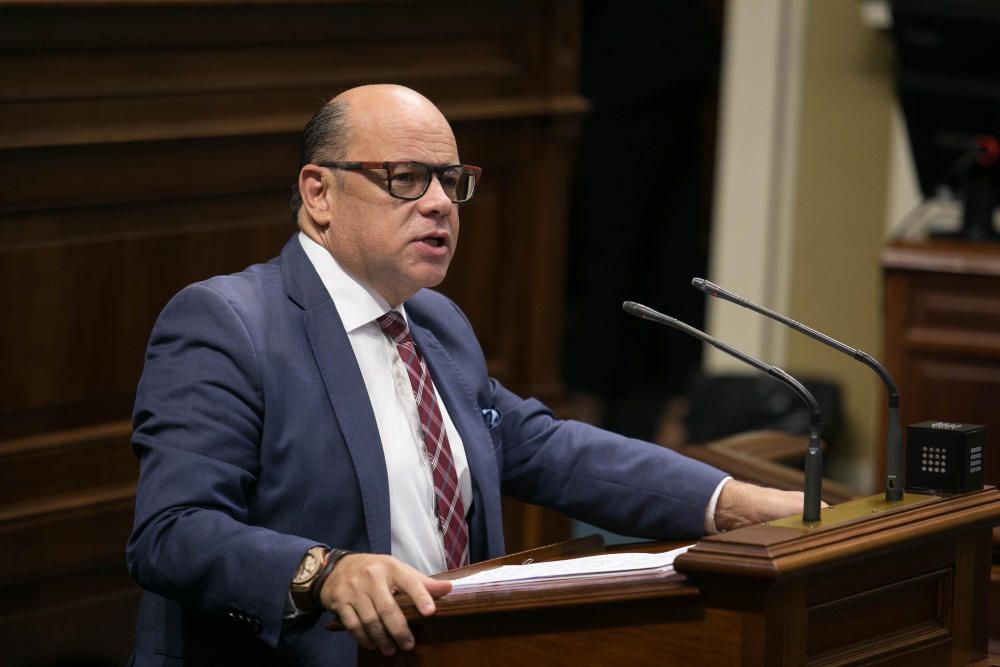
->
[290, 85, 455, 221]
[335, 84, 452, 143]
[293, 84, 465, 306]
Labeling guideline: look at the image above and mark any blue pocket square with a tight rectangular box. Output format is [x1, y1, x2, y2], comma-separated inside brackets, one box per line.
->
[481, 407, 502, 429]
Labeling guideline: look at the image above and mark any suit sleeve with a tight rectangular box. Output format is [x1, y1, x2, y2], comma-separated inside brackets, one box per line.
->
[431, 291, 727, 540]
[492, 380, 728, 539]
[126, 283, 319, 647]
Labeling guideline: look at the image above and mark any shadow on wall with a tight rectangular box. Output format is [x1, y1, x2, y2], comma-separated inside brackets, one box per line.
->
[562, 0, 724, 441]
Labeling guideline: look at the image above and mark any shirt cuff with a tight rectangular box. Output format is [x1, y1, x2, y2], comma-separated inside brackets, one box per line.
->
[703, 476, 733, 534]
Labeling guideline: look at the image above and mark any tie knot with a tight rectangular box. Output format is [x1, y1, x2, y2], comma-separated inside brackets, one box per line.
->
[376, 310, 408, 342]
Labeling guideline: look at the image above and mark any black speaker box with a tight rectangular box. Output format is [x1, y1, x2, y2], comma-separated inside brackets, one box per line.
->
[905, 421, 985, 494]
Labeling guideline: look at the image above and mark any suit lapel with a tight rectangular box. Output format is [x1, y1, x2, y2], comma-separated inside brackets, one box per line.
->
[280, 237, 391, 555]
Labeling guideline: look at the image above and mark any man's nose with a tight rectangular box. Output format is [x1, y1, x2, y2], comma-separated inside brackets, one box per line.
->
[418, 173, 454, 214]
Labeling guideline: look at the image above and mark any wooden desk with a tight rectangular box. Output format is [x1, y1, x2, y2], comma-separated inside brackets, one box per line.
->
[347, 489, 1000, 666]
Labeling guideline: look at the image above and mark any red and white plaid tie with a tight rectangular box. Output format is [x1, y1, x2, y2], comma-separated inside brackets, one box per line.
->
[376, 311, 469, 570]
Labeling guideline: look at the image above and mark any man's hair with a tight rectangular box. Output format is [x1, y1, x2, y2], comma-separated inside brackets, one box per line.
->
[289, 98, 351, 221]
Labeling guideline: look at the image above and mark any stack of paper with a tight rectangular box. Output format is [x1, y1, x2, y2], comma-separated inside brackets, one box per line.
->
[450, 544, 691, 590]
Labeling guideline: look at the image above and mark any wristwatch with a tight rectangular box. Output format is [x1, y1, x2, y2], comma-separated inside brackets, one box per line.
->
[290, 546, 328, 613]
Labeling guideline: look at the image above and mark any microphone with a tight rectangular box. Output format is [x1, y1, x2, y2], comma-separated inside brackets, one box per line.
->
[623, 301, 823, 522]
[692, 277, 903, 502]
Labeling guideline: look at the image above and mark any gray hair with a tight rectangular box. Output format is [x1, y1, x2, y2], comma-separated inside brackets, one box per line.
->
[289, 98, 351, 221]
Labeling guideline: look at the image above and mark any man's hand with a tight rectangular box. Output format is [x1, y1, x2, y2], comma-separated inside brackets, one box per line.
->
[317, 553, 452, 655]
[714, 479, 818, 531]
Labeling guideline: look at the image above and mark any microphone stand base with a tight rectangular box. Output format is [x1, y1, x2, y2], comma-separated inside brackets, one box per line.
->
[766, 492, 936, 530]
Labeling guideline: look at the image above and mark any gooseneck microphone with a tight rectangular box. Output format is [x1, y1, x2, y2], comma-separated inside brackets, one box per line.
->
[623, 301, 823, 522]
[692, 278, 903, 502]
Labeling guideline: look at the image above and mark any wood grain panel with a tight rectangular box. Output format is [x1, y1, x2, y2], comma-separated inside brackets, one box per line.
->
[3, 41, 512, 101]
[807, 569, 951, 664]
[0, 212, 293, 422]
[0, 4, 526, 53]
[1, 135, 298, 211]
[0, 2, 563, 153]
[363, 596, 743, 667]
[0, 422, 134, 506]
[0, 565, 141, 667]
[952, 530, 992, 667]
[357, 491, 999, 666]
[806, 537, 953, 606]
[905, 356, 1000, 484]
[914, 287, 1000, 332]
[0, 489, 134, 583]
[882, 241, 1000, 488]
[1, 2, 585, 663]
[764, 580, 808, 666]
[882, 242, 1000, 652]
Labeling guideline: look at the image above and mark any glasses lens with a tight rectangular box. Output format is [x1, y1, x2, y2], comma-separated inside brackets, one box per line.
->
[442, 167, 476, 203]
[389, 163, 430, 199]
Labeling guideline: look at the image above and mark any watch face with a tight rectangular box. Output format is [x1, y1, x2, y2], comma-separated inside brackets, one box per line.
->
[293, 552, 321, 585]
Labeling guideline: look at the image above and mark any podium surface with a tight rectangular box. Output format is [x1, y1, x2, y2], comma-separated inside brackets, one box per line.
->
[339, 488, 1000, 666]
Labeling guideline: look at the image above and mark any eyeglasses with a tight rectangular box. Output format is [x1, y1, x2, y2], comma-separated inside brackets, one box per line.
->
[318, 161, 482, 203]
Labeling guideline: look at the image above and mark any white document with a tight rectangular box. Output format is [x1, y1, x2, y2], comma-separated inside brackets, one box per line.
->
[450, 544, 692, 589]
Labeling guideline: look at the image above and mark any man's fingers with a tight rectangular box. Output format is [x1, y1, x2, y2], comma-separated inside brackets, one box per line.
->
[370, 586, 415, 651]
[336, 604, 375, 652]
[424, 577, 453, 599]
[715, 480, 807, 530]
[323, 554, 440, 653]
[394, 570, 451, 617]
[353, 596, 398, 656]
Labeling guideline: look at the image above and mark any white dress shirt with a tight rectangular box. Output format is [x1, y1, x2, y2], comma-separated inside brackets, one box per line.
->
[299, 232, 472, 574]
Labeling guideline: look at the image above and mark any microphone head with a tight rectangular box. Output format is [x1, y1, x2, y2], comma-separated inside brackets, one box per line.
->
[622, 301, 658, 321]
[691, 277, 723, 297]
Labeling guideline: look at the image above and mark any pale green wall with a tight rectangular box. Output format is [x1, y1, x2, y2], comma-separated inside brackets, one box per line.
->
[785, 2, 895, 488]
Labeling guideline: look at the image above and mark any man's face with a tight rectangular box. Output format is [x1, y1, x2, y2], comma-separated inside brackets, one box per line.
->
[321, 102, 461, 307]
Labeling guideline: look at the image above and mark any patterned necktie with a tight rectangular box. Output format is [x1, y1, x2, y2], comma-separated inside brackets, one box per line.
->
[376, 311, 469, 570]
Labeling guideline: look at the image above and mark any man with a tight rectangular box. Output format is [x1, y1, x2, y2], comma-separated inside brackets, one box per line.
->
[127, 84, 803, 666]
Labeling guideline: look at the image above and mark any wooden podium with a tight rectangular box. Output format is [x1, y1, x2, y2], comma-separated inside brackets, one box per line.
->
[339, 488, 1000, 666]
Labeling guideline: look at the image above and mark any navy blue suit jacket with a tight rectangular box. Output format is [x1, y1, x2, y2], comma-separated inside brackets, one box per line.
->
[126, 235, 727, 666]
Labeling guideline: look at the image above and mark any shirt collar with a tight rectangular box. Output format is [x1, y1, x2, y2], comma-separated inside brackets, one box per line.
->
[297, 231, 404, 333]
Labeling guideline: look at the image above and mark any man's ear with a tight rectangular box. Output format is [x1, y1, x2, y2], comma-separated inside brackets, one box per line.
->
[299, 165, 332, 224]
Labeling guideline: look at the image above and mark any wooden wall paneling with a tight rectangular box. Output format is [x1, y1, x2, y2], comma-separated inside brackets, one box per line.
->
[0, 566, 141, 667]
[521, 115, 581, 401]
[439, 119, 525, 383]
[0, 3, 559, 153]
[906, 357, 1000, 483]
[0, 199, 295, 438]
[0, 499, 140, 666]
[881, 242, 1000, 487]
[882, 240, 1000, 654]
[0, 422, 139, 665]
[1, 489, 135, 584]
[0, 1, 585, 663]
[446, 114, 584, 554]
[0, 423, 135, 506]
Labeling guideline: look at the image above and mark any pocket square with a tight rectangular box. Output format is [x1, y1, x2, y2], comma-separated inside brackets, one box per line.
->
[481, 407, 502, 429]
